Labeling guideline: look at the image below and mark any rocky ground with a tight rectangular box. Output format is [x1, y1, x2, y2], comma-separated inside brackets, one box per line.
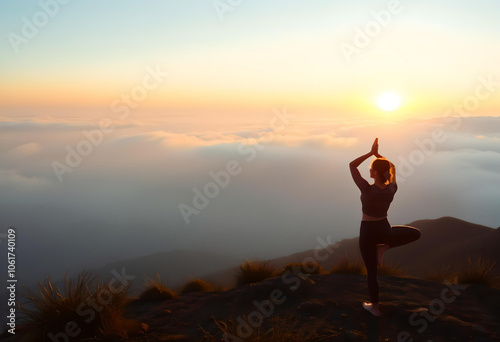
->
[125, 273, 500, 341]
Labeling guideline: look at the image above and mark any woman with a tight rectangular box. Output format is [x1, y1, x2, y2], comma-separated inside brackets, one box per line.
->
[350, 138, 421, 317]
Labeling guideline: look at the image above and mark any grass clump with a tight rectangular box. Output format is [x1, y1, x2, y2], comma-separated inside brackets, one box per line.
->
[281, 262, 325, 276]
[423, 263, 456, 282]
[140, 273, 178, 301]
[181, 279, 214, 294]
[329, 253, 366, 275]
[18, 270, 136, 341]
[235, 259, 276, 286]
[456, 255, 499, 288]
[377, 260, 406, 276]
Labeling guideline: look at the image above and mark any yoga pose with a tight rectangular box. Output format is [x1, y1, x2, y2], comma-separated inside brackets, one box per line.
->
[350, 138, 421, 317]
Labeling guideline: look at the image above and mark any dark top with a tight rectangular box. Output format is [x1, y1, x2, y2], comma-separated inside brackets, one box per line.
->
[350, 165, 397, 217]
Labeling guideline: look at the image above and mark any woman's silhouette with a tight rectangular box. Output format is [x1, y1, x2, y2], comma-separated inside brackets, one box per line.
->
[350, 138, 421, 317]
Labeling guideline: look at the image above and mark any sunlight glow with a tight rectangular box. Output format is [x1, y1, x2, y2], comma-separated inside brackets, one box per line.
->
[377, 92, 402, 112]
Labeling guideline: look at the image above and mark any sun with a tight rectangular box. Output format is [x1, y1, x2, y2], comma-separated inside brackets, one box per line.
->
[377, 92, 402, 111]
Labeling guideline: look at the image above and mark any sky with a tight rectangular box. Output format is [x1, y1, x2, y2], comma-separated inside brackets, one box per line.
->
[1, 0, 500, 116]
[0, 0, 500, 288]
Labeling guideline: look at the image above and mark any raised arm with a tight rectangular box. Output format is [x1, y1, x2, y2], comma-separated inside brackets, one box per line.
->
[349, 152, 371, 191]
[349, 138, 379, 191]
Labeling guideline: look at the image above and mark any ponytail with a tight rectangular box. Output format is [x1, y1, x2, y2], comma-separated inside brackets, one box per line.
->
[382, 169, 394, 184]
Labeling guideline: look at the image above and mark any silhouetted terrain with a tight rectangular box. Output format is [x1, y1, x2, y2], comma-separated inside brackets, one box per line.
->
[202, 217, 500, 287]
[125, 274, 500, 341]
[95, 250, 242, 294]
[67, 216, 500, 291]
[3, 217, 500, 341]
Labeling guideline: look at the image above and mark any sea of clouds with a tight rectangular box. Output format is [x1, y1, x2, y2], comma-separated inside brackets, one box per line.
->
[1, 111, 499, 285]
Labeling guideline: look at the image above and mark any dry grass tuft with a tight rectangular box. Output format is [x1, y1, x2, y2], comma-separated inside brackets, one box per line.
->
[456, 255, 499, 288]
[377, 260, 406, 276]
[140, 273, 179, 301]
[18, 270, 134, 341]
[181, 278, 214, 294]
[329, 252, 366, 275]
[281, 262, 325, 276]
[423, 263, 456, 283]
[235, 259, 277, 286]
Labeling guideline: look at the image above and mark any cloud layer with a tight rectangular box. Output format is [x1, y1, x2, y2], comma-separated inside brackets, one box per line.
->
[1, 114, 499, 286]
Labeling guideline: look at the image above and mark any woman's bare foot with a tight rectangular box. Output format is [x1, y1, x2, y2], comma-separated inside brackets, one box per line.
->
[362, 301, 381, 317]
[377, 244, 390, 265]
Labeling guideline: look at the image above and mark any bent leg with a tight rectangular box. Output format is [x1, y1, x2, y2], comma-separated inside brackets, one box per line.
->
[385, 225, 421, 249]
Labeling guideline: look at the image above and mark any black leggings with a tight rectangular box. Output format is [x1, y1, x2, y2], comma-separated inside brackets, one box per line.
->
[359, 218, 421, 304]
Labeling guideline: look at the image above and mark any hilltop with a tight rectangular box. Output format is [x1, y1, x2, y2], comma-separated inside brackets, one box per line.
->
[4, 216, 500, 341]
[86, 216, 500, 290]
[100, 274, 500, 341]
[203, 216, 500, 287]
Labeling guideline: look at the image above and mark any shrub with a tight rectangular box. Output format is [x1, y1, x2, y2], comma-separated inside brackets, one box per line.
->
[456, 255, 499, 288]
[282, 262, 325, 276]
[181, 279, 214, 294]
[18, 271, 133, 341]
[329, 253, 366, 275]
[140, 273, 178, 301]
[235, 259, 276, 286]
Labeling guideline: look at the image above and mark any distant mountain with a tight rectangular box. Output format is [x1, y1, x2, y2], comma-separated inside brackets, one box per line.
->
[202, 217, 500, 287]
[94, 249, 241, 294]
[0, 250, 242, 326]
[92, 217, 500, 292]
[384, 216, 500, 276]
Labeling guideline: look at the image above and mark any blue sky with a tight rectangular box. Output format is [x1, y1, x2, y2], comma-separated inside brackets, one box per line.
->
[1, 0, 499, 116]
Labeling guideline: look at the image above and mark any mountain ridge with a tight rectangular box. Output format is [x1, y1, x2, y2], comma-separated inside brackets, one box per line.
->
[94, 216, 500, 290]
